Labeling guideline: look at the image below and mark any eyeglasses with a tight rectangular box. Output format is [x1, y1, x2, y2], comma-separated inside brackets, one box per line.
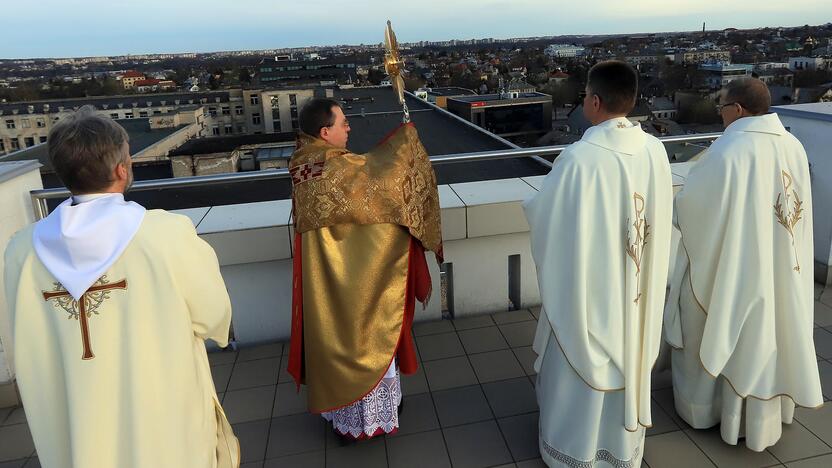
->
[716, 102, 741, 112]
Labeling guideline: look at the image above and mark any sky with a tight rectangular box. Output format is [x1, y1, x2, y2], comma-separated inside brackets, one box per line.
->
[1, 0, 829, 59]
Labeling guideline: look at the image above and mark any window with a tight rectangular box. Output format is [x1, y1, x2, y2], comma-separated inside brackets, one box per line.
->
[39, 136, 47, 143]
[250, 95, 260, 105]
[290, 107, 298, 118]
[273, 120, 282, 131]
[237, 125, 246, 133]
[124, 112, 134, 119]
[0, 140, 4, 151]
[36, 118, 46, 127]
[209, 106, 217, 117]
[270, 96, 280, 110]
[224, 125, 233, 134]
[252, 113, 261, 125]
[22, 119, 31, 128]
[212, 126, 220, 136]
[235, 105, 244, 116]
[11, 139, 20, 150]
[153, 110, 162, 115]
[289, 94, 297, 106]
[139, 111, 149, 118]
[5, 120, 15, 129]
[110, 113, 119, 119]
[24, 137, 35, 147]
[222, 106, 230, 116]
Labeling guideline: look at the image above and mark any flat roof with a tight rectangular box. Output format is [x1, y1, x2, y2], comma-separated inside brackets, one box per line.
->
[773, 102, 832, 123]
[449, 92, 551, 105]
[0, 91, 231, 115]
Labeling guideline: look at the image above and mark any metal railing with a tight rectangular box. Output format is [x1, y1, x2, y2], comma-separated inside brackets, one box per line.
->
[29, 132, 722, 220]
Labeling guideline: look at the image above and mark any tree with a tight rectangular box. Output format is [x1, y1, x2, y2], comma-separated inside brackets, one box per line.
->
[238, 68, 252, 85]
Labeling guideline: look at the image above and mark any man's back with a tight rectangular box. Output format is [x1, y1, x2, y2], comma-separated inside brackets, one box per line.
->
[5, 210, 232, 468]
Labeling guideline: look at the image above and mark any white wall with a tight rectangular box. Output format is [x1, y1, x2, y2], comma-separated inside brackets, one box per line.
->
[0, 161, 43, 390]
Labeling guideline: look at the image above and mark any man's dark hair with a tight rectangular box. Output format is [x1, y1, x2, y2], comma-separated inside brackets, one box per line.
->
[723, 78, 771, 115]
[587, 60, 639, 115]
[298, 98, 342, 137]
[48, 105, 129, 194]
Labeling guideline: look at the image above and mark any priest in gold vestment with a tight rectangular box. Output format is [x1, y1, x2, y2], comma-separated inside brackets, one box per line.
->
[287, 98, 442, 440]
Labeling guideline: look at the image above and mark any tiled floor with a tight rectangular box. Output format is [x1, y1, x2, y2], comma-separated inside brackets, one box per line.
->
[2, 287, 832, 467]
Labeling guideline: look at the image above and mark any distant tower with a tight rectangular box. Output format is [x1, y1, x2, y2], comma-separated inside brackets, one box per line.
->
[703, 22, 706, 33]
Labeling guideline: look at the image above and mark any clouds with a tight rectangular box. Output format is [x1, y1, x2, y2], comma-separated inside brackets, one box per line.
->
[0, 1, 827, 58]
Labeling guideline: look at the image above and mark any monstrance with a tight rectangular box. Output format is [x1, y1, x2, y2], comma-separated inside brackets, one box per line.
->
[384, 20, 410, 123]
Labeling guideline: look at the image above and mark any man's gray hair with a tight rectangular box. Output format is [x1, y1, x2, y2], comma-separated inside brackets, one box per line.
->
[48, 105, 130, 193]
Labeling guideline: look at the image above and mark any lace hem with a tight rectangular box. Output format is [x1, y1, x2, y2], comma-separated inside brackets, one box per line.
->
[541, 439, 642, 468]
[322, 368, 402, 438]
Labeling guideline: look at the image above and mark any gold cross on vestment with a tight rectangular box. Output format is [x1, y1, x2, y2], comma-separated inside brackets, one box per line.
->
[42, 277, 128, 360]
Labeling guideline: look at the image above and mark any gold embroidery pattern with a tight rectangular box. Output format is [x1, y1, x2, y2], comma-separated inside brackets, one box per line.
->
[42, 275, 128, 360]
[774, 170, 804, 273]
[290, 124, 443, 259]
[625, 193, 650, 304]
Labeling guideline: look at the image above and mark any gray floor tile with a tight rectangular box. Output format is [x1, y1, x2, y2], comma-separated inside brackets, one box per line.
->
[498, 321, 537, 348]
[684, 427, 778, 467]
[651, 369, 674, 391]
[423, 356, 478, 391]
[453, 315, 496, 331]
[228, 358, 280, 391]
[240, 463, 262, 468]
[278, 354, 294, 384]
[642, 431, 715, 468]
[512, 346, 538, 376]
[516, 460, 546, 468]
[22, 458, 38, 468]
[768, 421, 832, 462]
[238, 343, 283, 362]
[393, 393, 440, 436]
[212, 364, 234, 393]
[0, 408, 11, 426]
[814, 328, 832, 360]
[794, 405, 832, 445]
[815, 284, 825, 301]
[822, 288, 832, 307]
[267, 413, 326, 459]
[0, 460, 26, 468]
[264, 451, 324, 468]
[497, 412, 540, 461]
[443, 420, 513, 468]
[209, 350, 238, 367]
[529, 307, 541, 320]
[224, 385, 276, 424]
[651, 388, 691, 430]
[416, 332, 465, 361]
[387, 430, 451, 468]
[413, 320, 455, 336]
[433, 385, 493, 427]
[401, 364, 429, 395]
[0, 424, 34, 461]
[786, 454, 832, 467]
[458, 326, 509, 354]
[274, 382, 308, 417]
[646, 398, 680, 437]
[2, 408, 25, 426]
[815, 301, 832, 328]
[233, 419, 271, 463]
[469, 349, 525, 383]
[218, 392, 225, 403]
[492, 310, 535, 324]
[818, 361, 832, 399]
[482, 377, 538, 418]
[325, 438, 387, 468]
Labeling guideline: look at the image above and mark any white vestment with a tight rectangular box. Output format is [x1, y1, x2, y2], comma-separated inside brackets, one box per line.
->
[524, 117, 673, 467]
[666, 113, 823, 451]
[4, 194, 239, 468]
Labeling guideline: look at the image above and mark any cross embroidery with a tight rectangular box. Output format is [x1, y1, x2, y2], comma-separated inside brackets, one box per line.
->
[290, 161, 325, 186]
[42, 276, 127, 360]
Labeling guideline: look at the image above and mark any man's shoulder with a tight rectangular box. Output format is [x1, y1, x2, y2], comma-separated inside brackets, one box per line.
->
[136, 210, 197, 239]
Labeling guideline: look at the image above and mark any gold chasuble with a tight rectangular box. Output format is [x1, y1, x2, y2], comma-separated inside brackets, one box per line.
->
[288, 123, 442, 413]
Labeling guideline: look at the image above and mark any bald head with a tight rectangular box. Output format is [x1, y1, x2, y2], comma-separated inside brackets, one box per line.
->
[722, 78, 771, 115]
